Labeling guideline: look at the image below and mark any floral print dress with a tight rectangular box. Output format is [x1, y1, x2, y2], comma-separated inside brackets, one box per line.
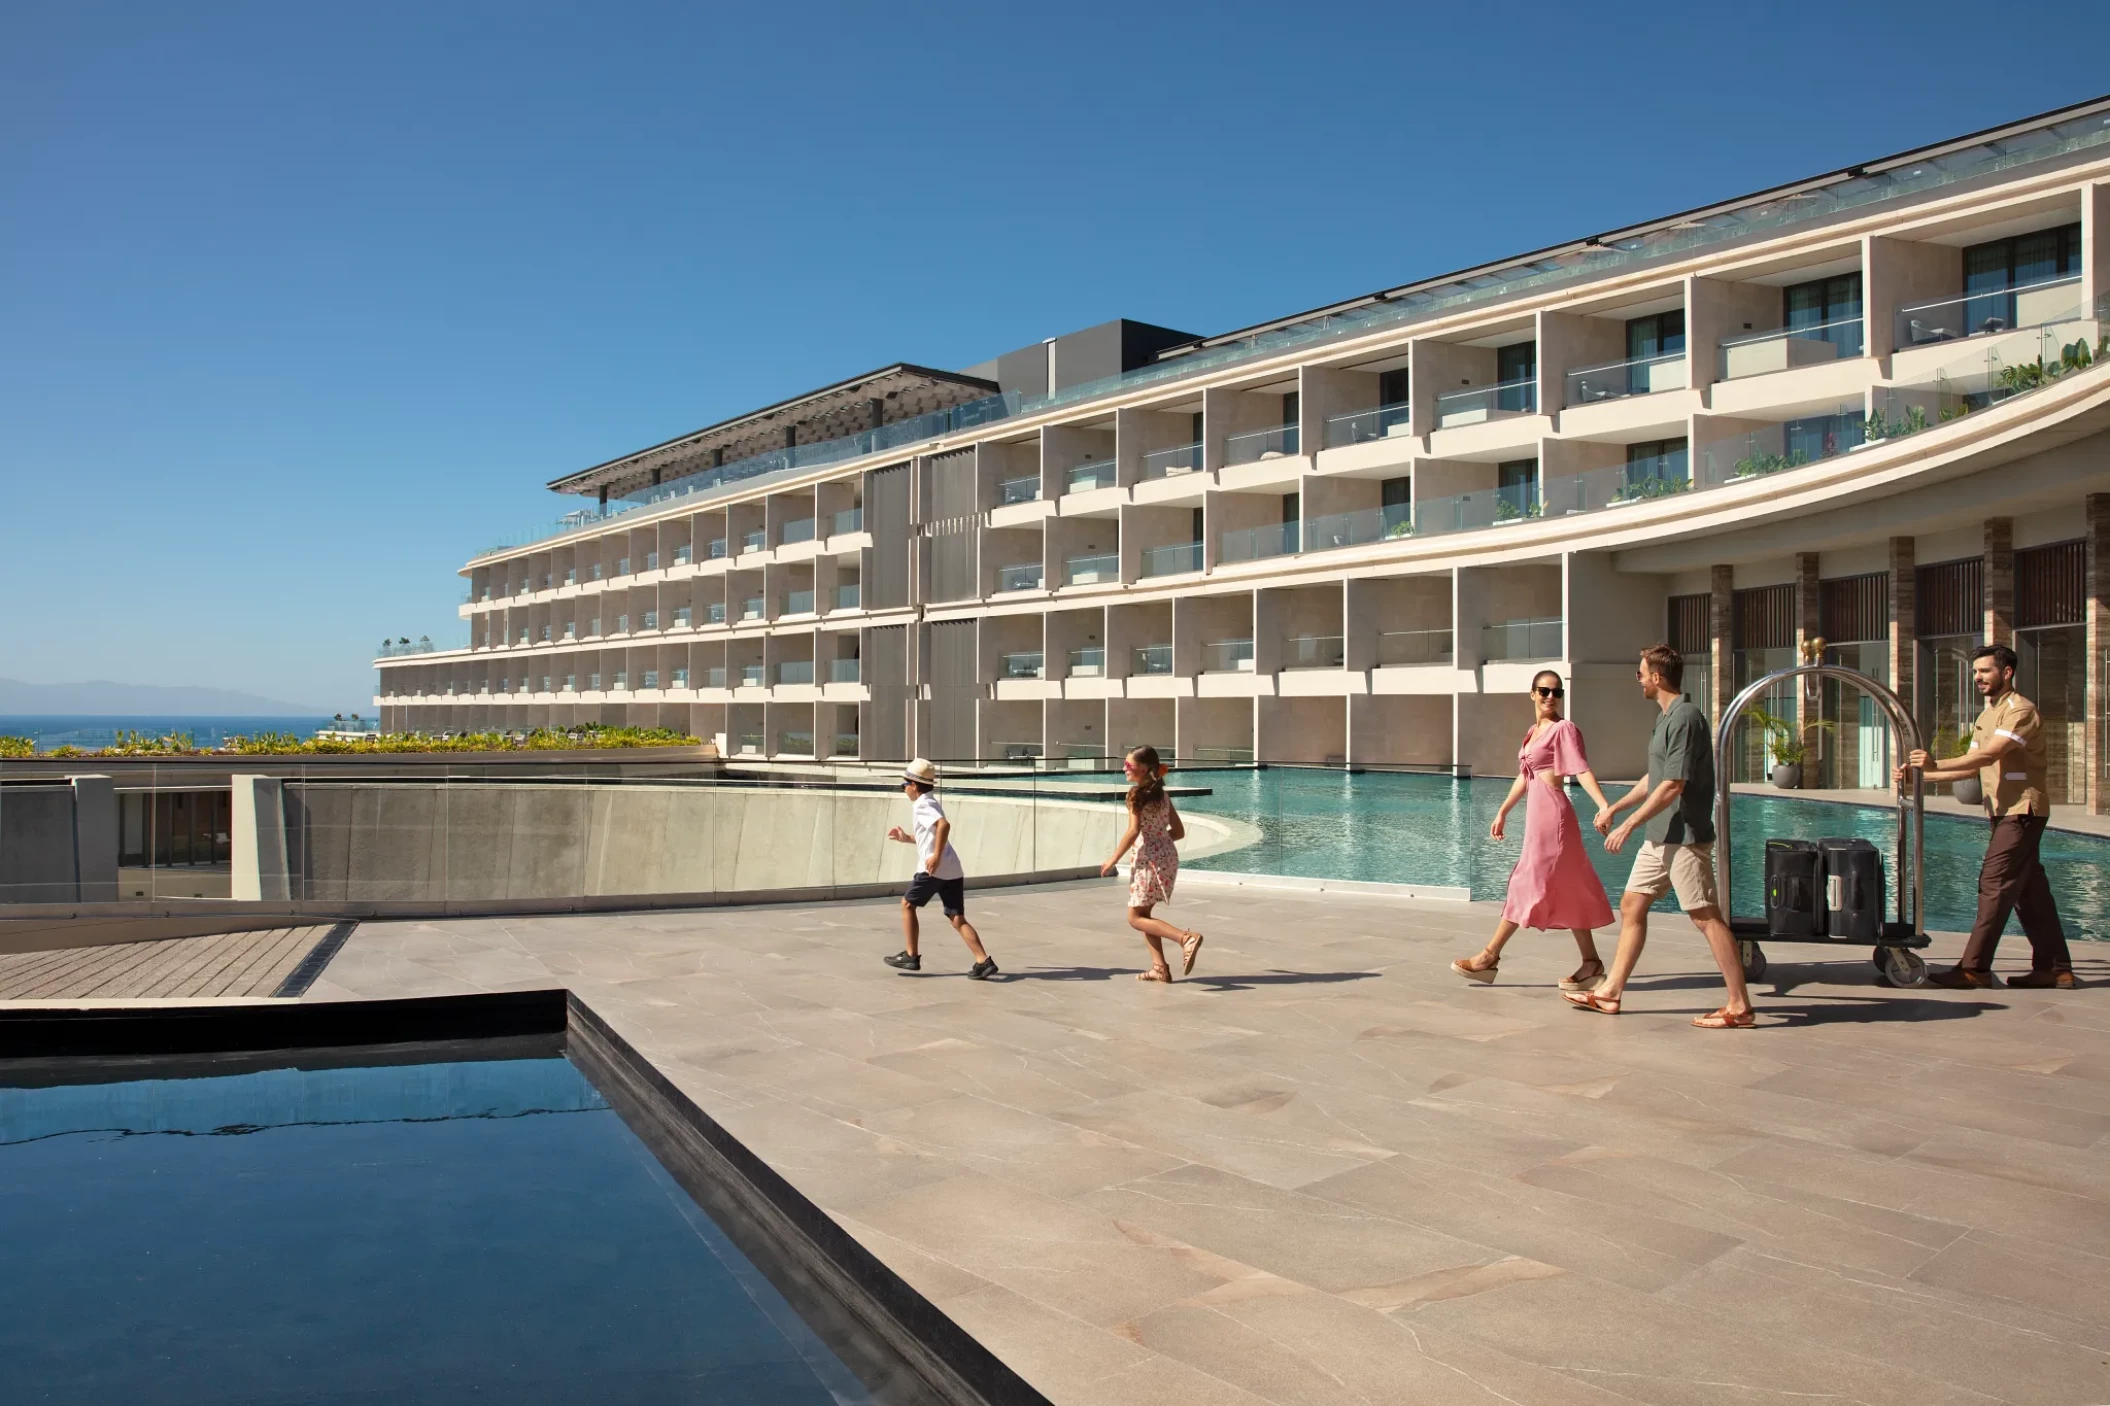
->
[1128, 796, 1179, 908]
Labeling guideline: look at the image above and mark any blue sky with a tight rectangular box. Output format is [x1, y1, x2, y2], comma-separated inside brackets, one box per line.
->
[3, 2, 2107, 711]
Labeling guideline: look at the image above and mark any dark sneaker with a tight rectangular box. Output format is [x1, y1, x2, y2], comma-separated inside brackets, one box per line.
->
[884, 951, 921, 971]
[1927, 966, 1998, 990]
[2006, 969, 2077, 989]
[968, 957, 999, 981]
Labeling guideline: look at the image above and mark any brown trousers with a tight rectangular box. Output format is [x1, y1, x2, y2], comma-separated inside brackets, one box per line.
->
[1957, 814, 2071, 973]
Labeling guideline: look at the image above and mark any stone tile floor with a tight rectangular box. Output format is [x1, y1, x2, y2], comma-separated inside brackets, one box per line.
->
[313, 880, 2110, 1406]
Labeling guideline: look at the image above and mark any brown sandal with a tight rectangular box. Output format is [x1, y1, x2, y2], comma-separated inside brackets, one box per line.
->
[1562, 990, 1621, 1015]
[1451, 952, 1499, 984]
[1137, 966, 1173, 983]
[1180, 931, 1205, 975]
[1691, 1007, 1755, 1029]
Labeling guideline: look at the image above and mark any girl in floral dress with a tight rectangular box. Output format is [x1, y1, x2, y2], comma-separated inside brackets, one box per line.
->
[1099, 745, 1204, 981]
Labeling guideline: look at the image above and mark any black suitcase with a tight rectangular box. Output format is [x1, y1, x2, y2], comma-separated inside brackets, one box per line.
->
[1765, 839, 1825, 937]
[1818, 837, 1884, 941]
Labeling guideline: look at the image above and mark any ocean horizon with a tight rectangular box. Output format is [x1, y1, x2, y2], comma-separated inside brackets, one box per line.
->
[0, 714, 354, 751]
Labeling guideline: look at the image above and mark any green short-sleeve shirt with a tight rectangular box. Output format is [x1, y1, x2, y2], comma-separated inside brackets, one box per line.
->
[1646, 699, 1716, 845]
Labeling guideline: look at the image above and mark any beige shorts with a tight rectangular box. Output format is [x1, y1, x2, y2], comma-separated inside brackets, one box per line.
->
[1625, 841, 1720, 912]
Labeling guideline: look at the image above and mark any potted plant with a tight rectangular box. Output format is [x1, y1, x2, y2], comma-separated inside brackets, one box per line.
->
[1920, 727, 1981, 804]
[1748, 707, 1832, 789]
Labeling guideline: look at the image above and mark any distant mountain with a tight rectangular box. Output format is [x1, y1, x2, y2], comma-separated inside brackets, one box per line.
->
[0, 678, 330, 717]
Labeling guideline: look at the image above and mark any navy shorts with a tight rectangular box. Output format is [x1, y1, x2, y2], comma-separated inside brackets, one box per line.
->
[903, 872, 966, 916]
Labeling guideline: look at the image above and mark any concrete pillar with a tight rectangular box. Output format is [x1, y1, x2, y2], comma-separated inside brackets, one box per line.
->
[1984, 517, 2014, 648]
[231, 774, 290, 902]
[1793, 553, 1822, 785]
[1709, 564, 1735, 734]
[67, 774, 118, 902]
[2088, 494, 2110, 815]
[1888, 536, 1917, 731]
[1200, 386, 1233, 475]
[2083, 182, 2110, 316]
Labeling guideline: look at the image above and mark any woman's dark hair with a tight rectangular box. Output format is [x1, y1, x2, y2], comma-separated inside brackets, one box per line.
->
[1125, 744, 1167, 813]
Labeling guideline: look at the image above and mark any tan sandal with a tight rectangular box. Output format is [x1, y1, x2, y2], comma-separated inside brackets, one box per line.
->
[1562, 990, 1621, 1015]
[1180, 931, 1205, 975]
[1559, 959, 1605, 993]
[1692, 1007, 1755, 1029]
[1451, 951, 1499, 984]
[1137, 966, 1173, 983]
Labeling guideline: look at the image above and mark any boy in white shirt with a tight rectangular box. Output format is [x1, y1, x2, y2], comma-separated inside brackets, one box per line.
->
[884, 758, 998, 979]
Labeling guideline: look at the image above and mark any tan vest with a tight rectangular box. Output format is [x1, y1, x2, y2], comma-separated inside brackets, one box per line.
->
[1969, 689, 2048, 817]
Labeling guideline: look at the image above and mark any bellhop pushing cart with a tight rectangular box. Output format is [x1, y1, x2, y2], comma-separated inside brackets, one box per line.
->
[1713, 663, 1931, 988]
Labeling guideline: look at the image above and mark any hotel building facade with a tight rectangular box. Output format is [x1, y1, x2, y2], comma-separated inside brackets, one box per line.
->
[377, 97, 2110, 811]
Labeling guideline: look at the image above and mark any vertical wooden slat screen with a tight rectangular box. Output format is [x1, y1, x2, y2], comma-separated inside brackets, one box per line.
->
[1732, 585, 1795, 650]
[1819, 572, 1889, 642]
[1915, 558, 1984, 638]
[1668, 594, 1711, 657]
[2015, 540, 2084, 628]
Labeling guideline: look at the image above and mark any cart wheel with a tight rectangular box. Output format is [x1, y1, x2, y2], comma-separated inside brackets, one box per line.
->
[1739, 941, 1767, 983]
[1873, 946, 1927, 988]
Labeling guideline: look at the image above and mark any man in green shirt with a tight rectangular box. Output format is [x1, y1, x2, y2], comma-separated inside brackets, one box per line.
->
[1566, 644, 1755, 1028]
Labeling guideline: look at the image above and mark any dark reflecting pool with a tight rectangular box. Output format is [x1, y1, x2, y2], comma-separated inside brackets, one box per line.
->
[0, 1046, 890, 1404]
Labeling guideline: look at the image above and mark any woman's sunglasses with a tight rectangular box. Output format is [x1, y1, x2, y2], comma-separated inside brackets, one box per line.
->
[1534, 685, 1564, 699]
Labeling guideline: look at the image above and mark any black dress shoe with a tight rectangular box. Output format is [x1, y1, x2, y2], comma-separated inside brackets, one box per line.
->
[1926, 967, 1998, 989]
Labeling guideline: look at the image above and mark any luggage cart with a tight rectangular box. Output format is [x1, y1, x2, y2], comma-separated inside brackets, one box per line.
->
[1713, 663, 1931, 988]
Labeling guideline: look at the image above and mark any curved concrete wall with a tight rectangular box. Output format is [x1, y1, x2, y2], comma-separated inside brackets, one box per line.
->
[266, 781, 1257, 904]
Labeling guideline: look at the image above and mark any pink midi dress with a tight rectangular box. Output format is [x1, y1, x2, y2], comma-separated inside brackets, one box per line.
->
[1128, 795, 1178, 908]
[1500, 719, 1614, 931]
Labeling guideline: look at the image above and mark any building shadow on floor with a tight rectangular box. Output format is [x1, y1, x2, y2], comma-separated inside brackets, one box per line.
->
[1007, 966, 1379, 991]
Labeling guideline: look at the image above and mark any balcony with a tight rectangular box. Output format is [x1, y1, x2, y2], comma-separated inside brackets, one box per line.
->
[740, 597, 765, 622]
[780, 517, 816, 546]
[706, 601, 727, 624]
[671, 668, 689, 688]
[1202, 638, 1255, 673]
[1066, 459, 1117, 493]
[1305, 504, 1413, 552]
[641, 670, 660, 689]
[539, 625, 553, 642]
[707, 537, 728, 559]
[617, 557, 631, 576]
[587, 674, 601, 690]
[831, 506, 863, 535]
[641, 610, 658, 629]
[1324, 401, 1412, 447]
[834, 582, 861, 610]
[830, 731, 860, 757]
[1483, 618, 1562, 661]
[1611, 447, 1689, 504]
[613, 615, 630, 635]
[1139, 541, 1203, 578]
[612, 672, 628, 691]
[562, 624, 577, 640]
[1414, 481, 1541, 537]
[1132, 645, 1173, 675]
[828, 658, 861, 683]
[1065, 553, 1117, 586]
[1068, 646, 1106, 677]
[644, 551, 659, 570]
[1435, 376, 1536, 428]
[739, 664, 764, 688]
[673, 545, 692, 566]
[1563, 352, 1685, 406]
[998, 562, 1045, 592]
[778, 730, 815, 756]
[998, 474, 1039, 505]
[1895, 275, 2082, 349]
[737, 733, 764, 756]
[1140, 442, 1203, 480]
[1001, 651, 1046, 680]
[673, 606, 692, 628]
[740, 530, 766, 553]
[784, 589, 816, 615]
[1377, 628, 1453, 666]
[1219, 521, 1298, 565]
[706, 666, 727, 688]
[1283, 634, 1345, 670]
[563, 569, 577, 585]
[1719, 318, 1864, 380]
[776, 660, 815, 685]
[1225, 423, 1298, 464]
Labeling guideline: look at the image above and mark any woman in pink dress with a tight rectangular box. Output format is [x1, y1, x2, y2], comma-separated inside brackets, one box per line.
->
[1452, 671, 1615, 990]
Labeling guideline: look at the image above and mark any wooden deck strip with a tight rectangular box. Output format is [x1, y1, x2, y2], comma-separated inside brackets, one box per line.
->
[21, 936, 188, 1000]
[0, 927, 341, 1000]
[206, 928, 313, 998]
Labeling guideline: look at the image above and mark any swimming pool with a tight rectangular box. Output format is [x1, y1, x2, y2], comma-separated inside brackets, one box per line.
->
[1179, 768, 2108, 940]
[0, 1048, 899, 1404]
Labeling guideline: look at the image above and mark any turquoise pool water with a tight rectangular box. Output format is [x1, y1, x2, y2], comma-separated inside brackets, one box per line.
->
[1179, 768, 2107, 940]
[0, 1052, 892, 1404]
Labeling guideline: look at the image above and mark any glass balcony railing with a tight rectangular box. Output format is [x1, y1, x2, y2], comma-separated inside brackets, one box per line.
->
[644, 551, 659, 570]
[1413, 480, 1542, 536]
[1435, 375, 1537, 427]
[563, 569, 577, 585]
[611, 672, 628, 691]
[587, 675, 601, 691]
[1283, 634, 1345, 669]
[1895, 275, 2082, 350]
[1304, 504, 1413, 551]
[1065, 553, 1117, 585]
[1001, 651, 1045, 680]
[778, 730, 815, 755]
[828, 658, 860, 683]
[672, 545, 691, 565]
[1324, 401, 1412, 447]
[672, 668, 690, 688]
[1132, 645, 1173, 676]
[1218, 520, 1299, 565]
[784, 590, 816, 614]
[706, 601, 726, 624]
[617, 557, 631, 575]
[834, 582, 861, 610]
[1140, 441, 1203, 480]
[1483, 618, 1563, 661]
[998, 562, 1045, 592]
[993, 741, 1043, 761]
[776, 660, 815, 685]
[1563, 352, 1685, 406]
[739, 665, 764, 688]
[1698, 408, 1866, 484]
[1139, 541, 1203, 578]
[706, 667, 727, 688]
[998, 474, 1040, 504]
[780, 517, 817, 545]
[1202, 638, 1255, 672]
[739, 597, 765, 621]
[641, 611, 658, 629]
[737, 733, 763, 756]
[641, 670, 660, 689]
[561, 676, 576, 693]
[1066, 458, 1117, 493]
[1376, 628, 1454, 666]
[831, 506, 863, 535]
[1719, 317, 1864, 380]
[707, 537, 728, 559]
[673, 606, 692, 627]
[741, 530, 766, 553]
[561, 624, 576, 640]
[1067, 646, 1106, 677]
[830, 731, 860, 757]
[1225, 422, 1299, 464]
